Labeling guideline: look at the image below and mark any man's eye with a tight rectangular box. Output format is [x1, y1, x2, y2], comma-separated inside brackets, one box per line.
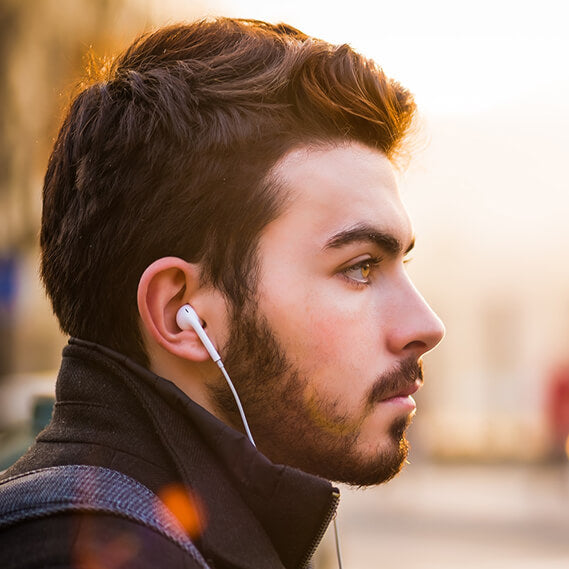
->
[342, 258, 381, 284]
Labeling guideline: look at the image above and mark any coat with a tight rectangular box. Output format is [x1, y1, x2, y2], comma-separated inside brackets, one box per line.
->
[0, 338, 339, 569]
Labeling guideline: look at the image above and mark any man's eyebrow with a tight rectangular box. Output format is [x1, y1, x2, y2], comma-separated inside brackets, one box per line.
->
[323, 224, 415, 256]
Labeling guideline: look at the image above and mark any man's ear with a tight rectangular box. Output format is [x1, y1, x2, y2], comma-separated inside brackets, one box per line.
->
[137, 257, 213, 362]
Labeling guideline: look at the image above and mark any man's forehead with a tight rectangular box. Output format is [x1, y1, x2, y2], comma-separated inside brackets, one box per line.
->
[271, 143, 399, 208]
[272, 141, 396, 182]
[266, 142, 413, 248]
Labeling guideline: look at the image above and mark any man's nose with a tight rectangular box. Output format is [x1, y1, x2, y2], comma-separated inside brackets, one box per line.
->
[385, 274, 445, 357]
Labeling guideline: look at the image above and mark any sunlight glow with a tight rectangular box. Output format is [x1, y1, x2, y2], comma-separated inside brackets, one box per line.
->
[187, 0, 569, 116]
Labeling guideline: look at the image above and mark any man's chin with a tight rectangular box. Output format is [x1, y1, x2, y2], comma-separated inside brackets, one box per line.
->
[329, 416, 412, 487]
[339, 443, 409, 487]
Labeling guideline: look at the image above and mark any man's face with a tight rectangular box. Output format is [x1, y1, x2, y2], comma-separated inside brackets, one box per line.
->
[212, 142, 444, 485]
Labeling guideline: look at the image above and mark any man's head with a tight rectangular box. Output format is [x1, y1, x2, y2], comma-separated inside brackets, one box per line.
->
[41, 18, 443, 484]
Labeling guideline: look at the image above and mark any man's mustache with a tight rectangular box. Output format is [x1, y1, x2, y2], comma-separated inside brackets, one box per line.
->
[367, 358, 424, 407]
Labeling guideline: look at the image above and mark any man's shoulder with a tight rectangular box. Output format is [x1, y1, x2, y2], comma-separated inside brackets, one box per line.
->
[0, 512, 203, 569]
[0, 465, 211, 569]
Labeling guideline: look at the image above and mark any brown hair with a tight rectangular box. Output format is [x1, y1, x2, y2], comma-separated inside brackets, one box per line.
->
[40, 18, 416, 365]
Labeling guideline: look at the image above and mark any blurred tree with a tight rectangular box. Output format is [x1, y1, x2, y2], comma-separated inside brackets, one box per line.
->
[0, 0, 150, 375]
[0, 0, 148, 252]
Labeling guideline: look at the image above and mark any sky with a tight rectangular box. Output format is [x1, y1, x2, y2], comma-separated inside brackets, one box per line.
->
[154, 0, 569, 116]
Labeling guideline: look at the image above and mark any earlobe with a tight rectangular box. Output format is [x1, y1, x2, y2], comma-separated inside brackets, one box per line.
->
[137, 257, 212, 362]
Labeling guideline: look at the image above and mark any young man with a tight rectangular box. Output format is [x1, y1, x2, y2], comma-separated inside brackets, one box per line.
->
[0, 18, 444, 568]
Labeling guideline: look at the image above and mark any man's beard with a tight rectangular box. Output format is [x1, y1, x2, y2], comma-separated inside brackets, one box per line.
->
[207, 304, 423, 486]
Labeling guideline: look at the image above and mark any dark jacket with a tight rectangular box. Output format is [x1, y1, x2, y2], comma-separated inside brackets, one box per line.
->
[0, 339, 339, 569]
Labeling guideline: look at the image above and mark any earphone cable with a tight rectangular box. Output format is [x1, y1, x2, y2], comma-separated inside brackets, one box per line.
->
[217, 360, 256, 447]
[333, 517, 344, 569]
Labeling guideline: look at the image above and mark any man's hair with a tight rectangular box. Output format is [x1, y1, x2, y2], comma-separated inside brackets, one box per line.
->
[40, 18, 416, 366]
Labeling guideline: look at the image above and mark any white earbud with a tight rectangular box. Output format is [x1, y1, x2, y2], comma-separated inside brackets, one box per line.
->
[176, 304, 221, 363]
[175, 303, 256, 447]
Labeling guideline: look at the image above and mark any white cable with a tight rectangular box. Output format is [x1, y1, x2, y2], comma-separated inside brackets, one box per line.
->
[176, 305, 257, 447]
[216, 360, 256, 447]
[333, 517, 344, 569]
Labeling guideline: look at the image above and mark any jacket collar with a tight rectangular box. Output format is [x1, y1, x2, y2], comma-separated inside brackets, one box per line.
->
[65, 339, 339, 569]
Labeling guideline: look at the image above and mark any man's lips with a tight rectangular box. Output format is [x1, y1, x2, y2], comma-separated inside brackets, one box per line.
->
[366, 358, 424, 406]
[381, 379, 421, 401]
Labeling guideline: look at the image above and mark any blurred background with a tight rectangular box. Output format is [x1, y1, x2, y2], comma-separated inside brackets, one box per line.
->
[1, 0, 568, 567]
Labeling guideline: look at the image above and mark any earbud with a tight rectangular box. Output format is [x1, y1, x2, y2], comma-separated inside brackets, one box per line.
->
[176, 304, 221, 363]
[175, 304, 256, 447]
